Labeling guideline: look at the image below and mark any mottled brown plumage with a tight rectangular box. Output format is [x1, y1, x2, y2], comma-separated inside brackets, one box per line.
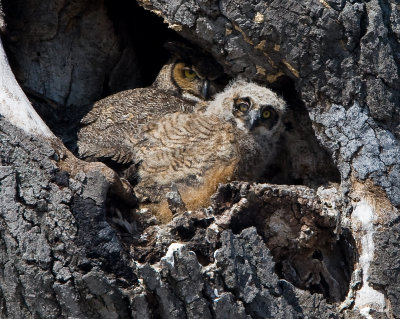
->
[132, 112, 239, 206]
[77, 88, 196, 165]
[131, 80, 287, 215]
[77, 42, 227, 166]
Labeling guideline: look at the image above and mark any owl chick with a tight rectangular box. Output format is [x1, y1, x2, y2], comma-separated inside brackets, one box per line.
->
[152, 42, 228, 101]
[130, 79, 287, 218]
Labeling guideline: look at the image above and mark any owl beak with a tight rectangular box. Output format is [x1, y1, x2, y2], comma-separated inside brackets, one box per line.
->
[249, 110, 260, 130]
[201, 80, 210, 99]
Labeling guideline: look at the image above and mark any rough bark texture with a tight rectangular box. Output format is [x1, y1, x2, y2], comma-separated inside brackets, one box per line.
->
[0, 121, 349, 317]
[3, 0, 138, 106]
[0, 119, 139, 318]
[1, 0, 400, 318]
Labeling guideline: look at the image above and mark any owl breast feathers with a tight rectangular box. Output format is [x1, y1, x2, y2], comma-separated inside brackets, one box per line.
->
[130, 79, 287, 212]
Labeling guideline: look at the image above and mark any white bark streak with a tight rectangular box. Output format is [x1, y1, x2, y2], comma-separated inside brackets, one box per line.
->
[0, 37, 54, 138]
[352, 200, 385, 317]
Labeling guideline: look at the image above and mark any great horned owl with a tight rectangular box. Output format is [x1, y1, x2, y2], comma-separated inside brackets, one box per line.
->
[152, 42, 228, 101]
[77, 42, 226, 166]
[131, 79, 287, 217]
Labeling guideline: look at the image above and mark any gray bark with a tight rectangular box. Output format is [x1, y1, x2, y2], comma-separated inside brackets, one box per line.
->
[0, 0, 400, 318]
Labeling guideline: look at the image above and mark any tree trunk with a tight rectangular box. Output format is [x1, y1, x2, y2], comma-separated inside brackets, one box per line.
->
[1, 0, 399, 318]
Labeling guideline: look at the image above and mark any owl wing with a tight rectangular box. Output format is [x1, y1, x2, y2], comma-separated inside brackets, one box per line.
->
[77, 88, 196, 167]
[77, 143, 137, 166]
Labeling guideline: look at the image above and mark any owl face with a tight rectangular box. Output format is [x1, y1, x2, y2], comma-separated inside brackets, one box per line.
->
[205, 79, 287, 138]
[231, 96, 281, 134]
[171, 62, 226, 101]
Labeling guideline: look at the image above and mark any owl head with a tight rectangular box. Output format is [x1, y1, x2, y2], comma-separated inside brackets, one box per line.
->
[205, 79, 287, 140]
[153, 42, 229, 101]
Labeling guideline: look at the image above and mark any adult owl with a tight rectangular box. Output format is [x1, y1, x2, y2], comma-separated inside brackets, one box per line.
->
[153, 41, 228, 101]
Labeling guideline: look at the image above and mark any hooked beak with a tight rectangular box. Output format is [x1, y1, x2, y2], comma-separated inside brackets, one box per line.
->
[249, 110, 260, 130]
[201, 79, 210, 99]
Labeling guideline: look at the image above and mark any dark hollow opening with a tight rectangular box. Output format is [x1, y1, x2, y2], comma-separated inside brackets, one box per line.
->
[265, 76, 341, 188]
[103, 0, 184, 91]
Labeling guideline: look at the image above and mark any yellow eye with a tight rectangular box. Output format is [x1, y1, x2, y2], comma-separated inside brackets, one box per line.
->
[262, 110, 271, 119]
[184, 69, 197, 80]
[239, 103, 249, 112]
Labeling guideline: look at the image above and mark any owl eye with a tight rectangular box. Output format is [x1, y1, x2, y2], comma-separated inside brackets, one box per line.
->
[235, 98, 251, 113]
[183, 68, 197, 80]
[262, 110, 271, 119]
[238, 103, 249, 112]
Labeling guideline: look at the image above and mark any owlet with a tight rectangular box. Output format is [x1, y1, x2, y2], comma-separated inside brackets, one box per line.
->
[130, 79, 287, 215]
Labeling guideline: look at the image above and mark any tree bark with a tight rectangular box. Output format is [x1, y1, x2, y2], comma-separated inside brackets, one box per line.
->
[1, 0, 400, 318]
[0, 39, 53, 138]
